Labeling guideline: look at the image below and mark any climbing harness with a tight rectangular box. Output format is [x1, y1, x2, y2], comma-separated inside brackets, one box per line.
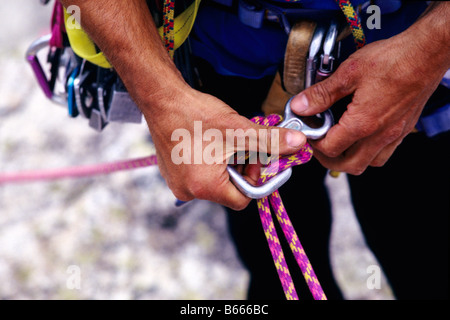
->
[4, 0, 371, 300]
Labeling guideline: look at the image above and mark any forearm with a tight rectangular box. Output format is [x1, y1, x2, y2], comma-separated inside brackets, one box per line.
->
[402, 1, 450, 74]
[58, 0, 189, 114]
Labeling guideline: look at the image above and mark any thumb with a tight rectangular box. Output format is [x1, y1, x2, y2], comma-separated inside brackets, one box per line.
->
[290, 68, 356, 116]
[275, 127, 308, 156]
[230, 117, 307, 158]
[254, 124, 307, 157]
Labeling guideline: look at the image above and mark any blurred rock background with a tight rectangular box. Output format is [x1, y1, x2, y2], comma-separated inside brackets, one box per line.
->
[0, 0, 393, 300]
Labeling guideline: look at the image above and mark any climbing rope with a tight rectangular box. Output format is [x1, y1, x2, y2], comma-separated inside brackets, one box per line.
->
[249, 114, 326, 300]
[335, 0, 366, 49]
[0, 156, 158, 184]
[163, 0, 176, 58]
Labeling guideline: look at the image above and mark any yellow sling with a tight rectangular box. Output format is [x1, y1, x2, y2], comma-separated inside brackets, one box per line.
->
[64, 0, 201, 69]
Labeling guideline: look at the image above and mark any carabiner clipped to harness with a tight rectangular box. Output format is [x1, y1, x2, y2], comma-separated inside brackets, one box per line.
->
[228, 99, 333, 199]
[228, 20, 340, 199]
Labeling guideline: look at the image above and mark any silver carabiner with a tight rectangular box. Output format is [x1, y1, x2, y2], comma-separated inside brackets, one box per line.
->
[305, 24, 326, 89]
[319, 20, 338, 73]
[227, 98, 333, 199]
[278, 97, 334, 140]
[227, 165, 293, 199]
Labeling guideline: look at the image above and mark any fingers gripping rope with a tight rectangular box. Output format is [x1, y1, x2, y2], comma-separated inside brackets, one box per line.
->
[250, 114, 327, 300]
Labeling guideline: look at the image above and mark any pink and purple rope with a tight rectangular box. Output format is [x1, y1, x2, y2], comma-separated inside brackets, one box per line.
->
[0, 155, 158, 184]
[250, 114, 327, 300]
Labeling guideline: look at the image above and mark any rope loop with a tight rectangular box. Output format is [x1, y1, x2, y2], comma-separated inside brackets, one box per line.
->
[245, 114, 326, 300]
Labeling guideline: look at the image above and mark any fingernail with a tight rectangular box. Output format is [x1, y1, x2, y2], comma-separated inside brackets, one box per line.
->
[286, 131, 305, 148]
[291, 94, 309, 113]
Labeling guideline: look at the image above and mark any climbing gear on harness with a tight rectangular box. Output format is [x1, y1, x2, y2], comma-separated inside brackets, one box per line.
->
[316, 19, 340, 82]
[261, 0, 366, 116]
[63, 0, 201, 67]
[26, 0, 200, 132]
[262, 19, 343, 117]
[305, 24, 327, 89]
[26, 34, 56, 101]
[259, 1, 366, 181]
[229, 97, 333, 199]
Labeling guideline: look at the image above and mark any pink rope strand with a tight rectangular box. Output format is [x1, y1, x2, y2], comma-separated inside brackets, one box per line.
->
[0, 155, 157, 184]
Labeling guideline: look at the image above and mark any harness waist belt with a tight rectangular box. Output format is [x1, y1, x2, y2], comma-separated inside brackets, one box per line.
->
[416, 103, 450, 138]
[216, 0, 342, 33]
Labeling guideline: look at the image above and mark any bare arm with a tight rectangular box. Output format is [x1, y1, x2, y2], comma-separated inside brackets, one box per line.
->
[59, 0, 307, 209]
[60, 0, 187, 113]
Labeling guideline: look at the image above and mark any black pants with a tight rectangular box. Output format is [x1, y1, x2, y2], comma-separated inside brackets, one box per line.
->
[194, 58, 449, 300]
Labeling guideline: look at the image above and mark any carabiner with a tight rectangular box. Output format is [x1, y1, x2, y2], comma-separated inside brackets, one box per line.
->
[227, 98, 333, 199]
[227, 165, 293, 199]
[26, 34, 77, 106]
[26, 34, 54, 100]
[320, 20, 338, 72]
[278, 97, 334, 140]
[305, 24, 326, 89]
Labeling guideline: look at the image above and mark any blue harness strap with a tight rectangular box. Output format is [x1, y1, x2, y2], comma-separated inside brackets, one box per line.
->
[416, 103, 450, 138]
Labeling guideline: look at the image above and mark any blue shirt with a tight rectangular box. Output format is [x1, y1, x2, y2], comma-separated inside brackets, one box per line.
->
[190, 0, 428, 79]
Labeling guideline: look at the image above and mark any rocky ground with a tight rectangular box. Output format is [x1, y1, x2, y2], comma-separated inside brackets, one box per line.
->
[0, 1, 393, 300]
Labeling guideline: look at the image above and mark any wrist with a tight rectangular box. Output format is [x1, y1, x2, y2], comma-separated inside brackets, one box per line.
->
[402, 2, 450, 71]
[123, 62, 190, 111]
